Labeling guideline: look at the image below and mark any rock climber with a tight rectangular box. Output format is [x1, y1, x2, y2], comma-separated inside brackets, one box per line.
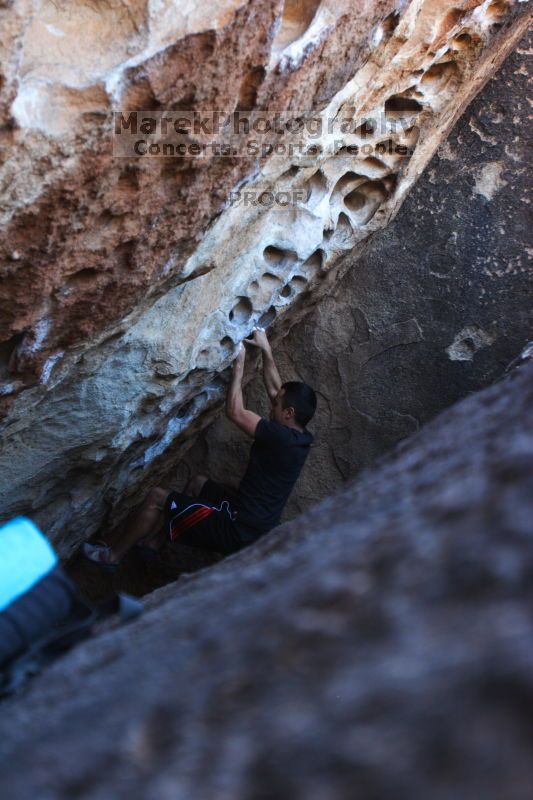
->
[82, 327, 316, 566]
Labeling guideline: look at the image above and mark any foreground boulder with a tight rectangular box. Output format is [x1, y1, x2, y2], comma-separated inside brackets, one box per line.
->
[1, 359, 531, 799]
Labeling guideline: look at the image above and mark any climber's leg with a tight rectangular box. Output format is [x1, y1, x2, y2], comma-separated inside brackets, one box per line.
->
[186, 473, 209, 496]
[82, 487, 169, 565]
[111, 486, 169, 560]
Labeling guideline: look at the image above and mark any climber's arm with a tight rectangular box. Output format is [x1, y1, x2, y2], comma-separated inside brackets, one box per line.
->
[226, 344, 261, 438]
[244, 327, 282, 402]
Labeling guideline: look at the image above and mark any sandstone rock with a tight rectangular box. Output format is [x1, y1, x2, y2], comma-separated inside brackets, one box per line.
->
[184, 29, 533, 521]
[0, 359, 532, 800]
[0, 0, 395, 388]
[0, 0, 529, 552]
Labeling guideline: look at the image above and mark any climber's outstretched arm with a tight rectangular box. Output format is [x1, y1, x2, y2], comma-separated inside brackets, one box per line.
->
[244, 327, 282, 402]
[226, 344, 261, 438]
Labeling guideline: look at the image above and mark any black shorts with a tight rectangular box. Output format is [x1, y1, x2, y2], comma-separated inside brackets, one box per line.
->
[165, 480, 242, 556]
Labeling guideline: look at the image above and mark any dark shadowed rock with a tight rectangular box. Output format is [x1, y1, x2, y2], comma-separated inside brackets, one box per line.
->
[0, 360, 532, 800]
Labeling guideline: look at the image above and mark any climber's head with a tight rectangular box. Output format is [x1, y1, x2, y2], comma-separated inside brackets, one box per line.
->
[270, 382, 317, 429]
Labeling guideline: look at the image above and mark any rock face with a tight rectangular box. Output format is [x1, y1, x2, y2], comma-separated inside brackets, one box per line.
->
[182, 27, 533, 520]
[0, 0, 529, 552]
[0, 0, 395, 389]
[1, 360, 532, 800]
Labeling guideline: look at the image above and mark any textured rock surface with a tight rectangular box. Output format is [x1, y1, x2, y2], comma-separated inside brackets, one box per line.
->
[181, 28, 533, 519]
[1, 360, 532, 800]
[0, 0, 394, 393]
[0, 0, 530, 552]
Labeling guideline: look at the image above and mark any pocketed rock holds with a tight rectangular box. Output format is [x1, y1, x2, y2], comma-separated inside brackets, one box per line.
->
[0, 359, 532, 799]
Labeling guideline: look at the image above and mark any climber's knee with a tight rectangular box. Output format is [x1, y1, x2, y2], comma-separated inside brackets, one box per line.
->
[145, 486, 168, 511]
[187, 474, 209, 497]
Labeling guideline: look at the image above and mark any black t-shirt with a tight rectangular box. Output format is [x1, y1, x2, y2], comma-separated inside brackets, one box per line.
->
[234, 418, 314, 544]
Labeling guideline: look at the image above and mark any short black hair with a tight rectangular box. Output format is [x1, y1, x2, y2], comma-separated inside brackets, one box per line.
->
[281, 381, 317, 427]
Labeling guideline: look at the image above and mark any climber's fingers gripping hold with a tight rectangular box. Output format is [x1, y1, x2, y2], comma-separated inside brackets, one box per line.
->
[243, 326, 268, 351]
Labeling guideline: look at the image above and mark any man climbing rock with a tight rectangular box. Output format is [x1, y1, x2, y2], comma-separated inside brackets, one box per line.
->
[82, 328, 316, 565]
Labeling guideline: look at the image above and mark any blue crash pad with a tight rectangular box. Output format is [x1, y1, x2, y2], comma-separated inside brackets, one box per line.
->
[0, 517, 57, 611]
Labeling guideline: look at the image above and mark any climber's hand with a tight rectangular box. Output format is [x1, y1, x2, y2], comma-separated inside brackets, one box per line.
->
[244, 326, 270, 352]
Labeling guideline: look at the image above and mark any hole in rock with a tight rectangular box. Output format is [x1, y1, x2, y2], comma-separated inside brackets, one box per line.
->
[290, 276, 308, 292]
[487, 1, 509, 17]
[280, 165, 300, 181]
[344, 191, 367, 212]
[65, 268, 98, 289]
[195, 349, 213, 369]
[263, 245, 296, 268]
[0, 332, 25, 378]
[140, 396, 161, 415]
[382, 11, 400, 36]
[420, 61, 460, 90]
[249, 273, 284, 307]
[354, 119, 376, 138]
[382, 173, 398, 194]
[236, 66, 266, 111]
[344, 180, 389, 224]
[264, 245, 285, 265]
[401, 126, 421, 150]
[257, 306, 277, 328]
[260, 273, 283, 291]
[452, 32, 473, 49]
[183, 263, 215, 284]
[220, 336, 234, 351]
[229, 297, 253, 325]
[302, 250, 324, 272]
[280, 284, 292, 298]
[359, 156, 388, 175]
[384, 95, 423, 120]
[115, 240, 136, 271]
[332, 172, 364, 196]
[436, 8, 465, 39]
[325, 213, 356, 250]
[274, 0, 323, 50]
[375, 139, 406, 160]
[305, 170, 329, 206]
[335, 145, 360, 159]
